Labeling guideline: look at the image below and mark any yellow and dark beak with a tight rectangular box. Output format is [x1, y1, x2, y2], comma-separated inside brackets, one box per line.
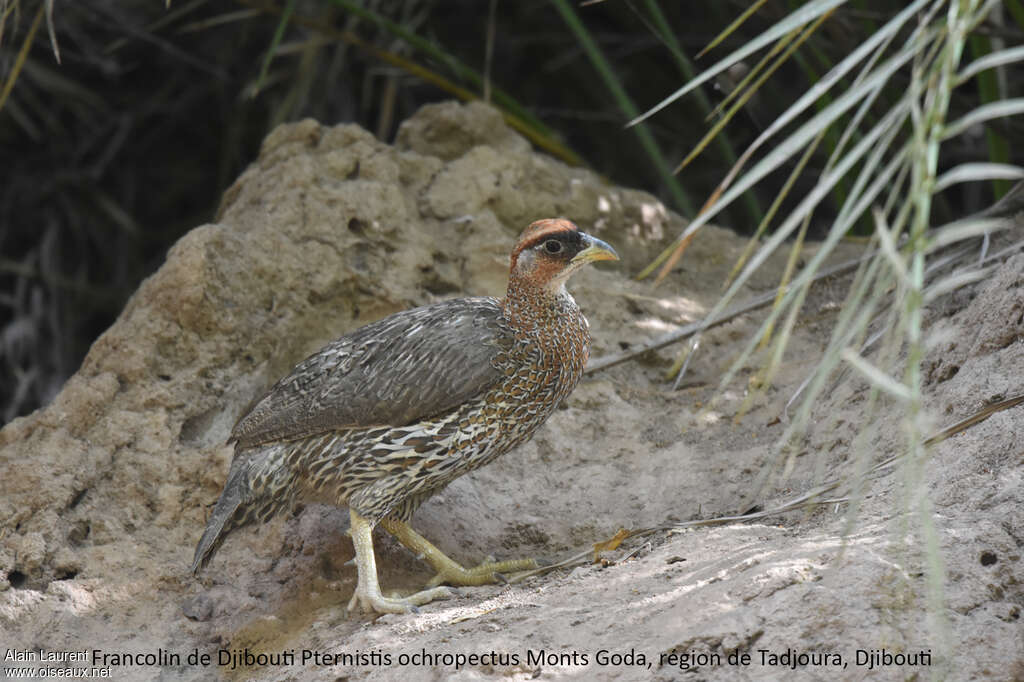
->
[571, 233, 620, 265]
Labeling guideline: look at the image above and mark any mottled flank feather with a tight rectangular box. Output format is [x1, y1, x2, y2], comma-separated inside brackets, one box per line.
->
[192, 218, 616, 577]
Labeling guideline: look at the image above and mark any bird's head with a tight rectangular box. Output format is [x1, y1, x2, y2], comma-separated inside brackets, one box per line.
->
[508, 218, 619, 295]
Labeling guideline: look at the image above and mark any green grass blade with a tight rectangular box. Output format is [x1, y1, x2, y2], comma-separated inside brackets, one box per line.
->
[704, 19, 799, 121]
[840, 349, 913, 401]
[927, 216, 1015, 252]
[651, 47, 919, 265]
[674, 107, 909, 390]
[327, 0, 558, 145]
[943, 98, 1024, 139]
[1005, 0, 1024, 29]
[696, 0, 768, 58]
[640, 0, 761, 222]
[732, 0, 928, 179]
[934, 162, 1024, 192]
[627, 0, 846, 127]
[957, 45, 1024, 83]
[676, 24, 805, 173]
[0, 2, 45, 113]
[249, 0, 585, 167]
[254, 0, 295, 96]
[968, 33, 1011, 197]
[550, 0, 695, 215]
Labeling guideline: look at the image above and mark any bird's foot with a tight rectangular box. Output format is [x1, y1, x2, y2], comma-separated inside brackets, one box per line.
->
[424, 557, 539, 588]
[346, 583, 457, 614]
[347, 509, 458, 614]
[379, 516, 541, 589]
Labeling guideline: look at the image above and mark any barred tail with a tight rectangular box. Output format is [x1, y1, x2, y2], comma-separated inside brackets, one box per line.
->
[191, 450, 292, 574]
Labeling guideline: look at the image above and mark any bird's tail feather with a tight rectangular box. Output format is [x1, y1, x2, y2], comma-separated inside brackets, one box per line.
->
[191, 462, 250, 575]
[191, 452, 293, 575]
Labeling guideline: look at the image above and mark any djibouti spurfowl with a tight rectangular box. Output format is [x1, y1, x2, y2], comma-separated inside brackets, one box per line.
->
[192, 218, 618, 614]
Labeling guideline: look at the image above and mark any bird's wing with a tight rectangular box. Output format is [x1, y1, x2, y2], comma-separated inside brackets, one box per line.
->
[230, 297, 512, 449]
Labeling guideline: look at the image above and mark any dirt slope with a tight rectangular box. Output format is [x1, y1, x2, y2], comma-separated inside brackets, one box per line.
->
[2, 101, 1020, 681]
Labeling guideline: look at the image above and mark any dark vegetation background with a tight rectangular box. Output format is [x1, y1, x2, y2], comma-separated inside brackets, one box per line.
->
[0, 0, 1019, 422]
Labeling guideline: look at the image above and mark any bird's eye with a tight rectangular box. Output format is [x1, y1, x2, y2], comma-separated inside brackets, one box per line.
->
[543, 239, 563, 254]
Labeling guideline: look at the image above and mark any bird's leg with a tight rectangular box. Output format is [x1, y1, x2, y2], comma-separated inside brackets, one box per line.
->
[380, 517, 538, 589]
[346, 509, 455, 614]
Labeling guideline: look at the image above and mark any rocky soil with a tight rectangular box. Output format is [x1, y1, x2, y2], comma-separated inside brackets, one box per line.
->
[1, 101, 1021, 681]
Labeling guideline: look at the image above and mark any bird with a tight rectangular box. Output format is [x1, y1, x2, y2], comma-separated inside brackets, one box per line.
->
[191, 218, 618, 614]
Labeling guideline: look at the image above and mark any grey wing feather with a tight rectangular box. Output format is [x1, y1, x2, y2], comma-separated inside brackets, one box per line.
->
[231, 297, 512, 449]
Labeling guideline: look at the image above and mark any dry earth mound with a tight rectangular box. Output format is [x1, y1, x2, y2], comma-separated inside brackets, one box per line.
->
[1, 101, 1020, 681]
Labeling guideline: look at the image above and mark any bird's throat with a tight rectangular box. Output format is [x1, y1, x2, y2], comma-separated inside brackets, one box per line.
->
[502, 273, 585, 340]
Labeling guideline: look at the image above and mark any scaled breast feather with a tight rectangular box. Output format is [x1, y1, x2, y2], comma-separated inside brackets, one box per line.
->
[231, 297, 512, 449]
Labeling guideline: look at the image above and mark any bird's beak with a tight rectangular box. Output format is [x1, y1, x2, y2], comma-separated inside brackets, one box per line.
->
[572, 233, 620, 265]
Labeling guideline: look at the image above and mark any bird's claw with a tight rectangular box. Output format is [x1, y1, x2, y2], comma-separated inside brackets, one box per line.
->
[346, 585, 455, 614]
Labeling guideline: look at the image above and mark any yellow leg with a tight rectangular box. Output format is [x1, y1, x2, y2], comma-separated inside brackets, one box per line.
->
[346, 509, 454, 614]
[381, 517, 539, 589]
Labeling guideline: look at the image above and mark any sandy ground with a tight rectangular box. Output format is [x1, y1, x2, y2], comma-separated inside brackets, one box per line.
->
[1, 102, 1021, 681]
